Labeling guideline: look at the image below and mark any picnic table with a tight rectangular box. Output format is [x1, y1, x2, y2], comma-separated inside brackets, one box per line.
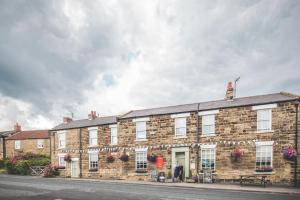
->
[240, 175, 268, 187]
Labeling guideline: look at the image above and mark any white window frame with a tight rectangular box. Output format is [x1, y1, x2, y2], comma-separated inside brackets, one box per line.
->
[89, 152, 99, 170]
[256, 109, 272, 132]
[37, 139, 44, 148]
[135, 149, 147, 171]
[252, 104, 277, 132]
[200, 144, 216, 171]
[58, 154, 66, 167]
[88, 127, 98, 146]
[15, 140, 21, 150]
[110, 124, 118, 145]
[255, 141, 273, 170]
[174, 117, 187, 138]
[199, 110, 219, 136]
[135, 121, 147, 140]
[58, 131, 66, 149]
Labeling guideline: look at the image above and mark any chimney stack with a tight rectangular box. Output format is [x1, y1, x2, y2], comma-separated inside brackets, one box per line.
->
[88, 111, 97, 120]
[63, 117, 73, 124]
[14, 123, 21, 132]
[225, 81, 234, 100]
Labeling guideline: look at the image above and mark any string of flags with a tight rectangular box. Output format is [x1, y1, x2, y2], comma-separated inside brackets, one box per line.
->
[60, 139, 281, 153]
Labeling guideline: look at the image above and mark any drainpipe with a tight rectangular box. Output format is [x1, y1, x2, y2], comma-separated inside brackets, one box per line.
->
[79, 128, 83, 178]
[2, 136, 6, 158]
[294, 100, 299, 187]
[196, 103, 200, 175]
[49, 130, 52, 161]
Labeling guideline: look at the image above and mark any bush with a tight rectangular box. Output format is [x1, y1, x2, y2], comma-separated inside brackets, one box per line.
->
[5, 153, 51, 175]
[43, 165, 60, 177]
[0, 159, 5, 169]
[15, 160, 30, 175]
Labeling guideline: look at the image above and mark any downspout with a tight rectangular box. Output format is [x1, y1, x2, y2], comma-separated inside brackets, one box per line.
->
[196, 103, 200, 175]
[294, 100, 299, 187]
[49, 130, 52, 161]
[2, 136, 6, 158]
[79, 128, 82, 178]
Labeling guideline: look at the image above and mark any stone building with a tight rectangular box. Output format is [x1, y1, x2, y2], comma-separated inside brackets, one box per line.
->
[50, 85, 300, 185]
[5, 128, 50, 158]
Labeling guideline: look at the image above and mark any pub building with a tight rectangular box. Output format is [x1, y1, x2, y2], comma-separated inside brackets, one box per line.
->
[50, 83, 299, 185]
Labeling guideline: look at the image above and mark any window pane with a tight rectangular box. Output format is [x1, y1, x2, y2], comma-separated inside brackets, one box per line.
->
[201, 148, 216, 170]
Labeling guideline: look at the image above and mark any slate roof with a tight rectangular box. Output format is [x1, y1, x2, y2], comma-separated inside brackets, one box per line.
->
[51, 115, 118, 131]
[0, 130, 15, 138]
[120, 92, 299, 119]
[6, 130, 49, 140]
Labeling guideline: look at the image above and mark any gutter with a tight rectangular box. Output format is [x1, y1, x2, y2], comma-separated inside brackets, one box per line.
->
[196, 103, 200, 174]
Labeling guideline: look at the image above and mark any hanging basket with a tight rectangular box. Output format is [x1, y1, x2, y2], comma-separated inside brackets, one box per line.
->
[64, 154, 71, 162]
[147, 153, 157, 162]
[119, 154, 129, 162]
[283, 146, 297, 161]
[106, 155, 115, 163]
[231, 147, 243, 162]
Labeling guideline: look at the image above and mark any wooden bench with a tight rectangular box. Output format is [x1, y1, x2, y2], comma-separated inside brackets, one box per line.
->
[240, 175, 268, 187]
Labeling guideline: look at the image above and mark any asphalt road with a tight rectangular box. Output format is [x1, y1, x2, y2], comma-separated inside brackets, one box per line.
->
[0, 175, 299, 200]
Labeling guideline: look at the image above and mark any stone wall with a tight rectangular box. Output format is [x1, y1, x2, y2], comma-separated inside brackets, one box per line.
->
[5, 139, 50, 158]
[51, 101, 299, 185]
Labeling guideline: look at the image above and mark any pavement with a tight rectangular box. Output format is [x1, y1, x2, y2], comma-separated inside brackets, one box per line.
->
[0, 174, 299, 200]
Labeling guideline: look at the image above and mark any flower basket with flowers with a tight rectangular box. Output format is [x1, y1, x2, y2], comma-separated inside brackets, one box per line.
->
[231, 147, 243, 162]
[106, 155, 115, 163]
[283, 146, 297, 161]
[255, 166, 273, 173]
[119, 154, 129, 162]
[43, 164, 60, 177]
[147, 153, 157, 162]
[64, 154, 71, 162]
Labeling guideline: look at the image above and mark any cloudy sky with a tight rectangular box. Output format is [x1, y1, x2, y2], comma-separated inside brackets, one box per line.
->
[0, 0, 299, 130]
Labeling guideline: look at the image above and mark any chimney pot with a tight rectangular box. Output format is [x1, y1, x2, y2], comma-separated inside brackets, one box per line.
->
[14, 123, 21, 132]
[225, 81, 234, 100]
[63, 117, 72, 123]
[88, 111, 97, 120]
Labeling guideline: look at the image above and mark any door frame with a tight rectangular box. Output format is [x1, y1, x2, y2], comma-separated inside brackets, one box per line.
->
[172, 147, 190, 178]
[70, 158, 79, 178]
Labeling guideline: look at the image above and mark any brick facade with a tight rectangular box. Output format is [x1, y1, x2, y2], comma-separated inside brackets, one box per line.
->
[5, 138, 50, 158]
[51, 93, 300, 185]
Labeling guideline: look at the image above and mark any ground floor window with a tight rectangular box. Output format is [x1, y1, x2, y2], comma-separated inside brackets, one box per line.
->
[58, 155, 66, 167]
[135, 150, 147, 171]
[201, 147, 216, 171]
[256, 142, 273, 171]
[89, 153, 99, 170]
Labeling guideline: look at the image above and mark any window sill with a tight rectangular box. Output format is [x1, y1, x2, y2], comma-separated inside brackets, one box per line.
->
[256, 130, 274, 133]
[88, 145, 99, 148]
[173, 136, 187, 139]
[135, 139, 148, 142]
[57, 147, 66, 150]
[253, 171, 274, 175]
[200, 134, 216, 137]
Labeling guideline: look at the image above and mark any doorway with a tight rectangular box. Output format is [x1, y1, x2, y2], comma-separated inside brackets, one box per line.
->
[71, 159, 79, 178]
[172, 147, 189, 179]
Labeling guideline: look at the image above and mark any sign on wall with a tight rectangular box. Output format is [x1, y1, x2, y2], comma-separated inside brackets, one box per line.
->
[156, 156, 164, 169]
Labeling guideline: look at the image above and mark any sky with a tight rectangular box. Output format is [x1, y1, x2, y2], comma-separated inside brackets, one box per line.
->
[0, 0, 300, 130]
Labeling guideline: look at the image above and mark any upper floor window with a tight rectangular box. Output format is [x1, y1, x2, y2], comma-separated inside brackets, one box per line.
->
[58, 131, 66, 149]
[171, 113, 190, 138]
[15, 140, 21, 149]
[37, 139, 44, 148]
[255, 141, 273, 171]
[88, 127, 98, 146]
[175, 118, 186, 137]
[133, 117, 149, 141]
[135, 149, 147, 171]
[200, 145, 216, 171]
[252, 104, 277, 132]
[110, 125, 118, 145]
[199, 110, 219, 136]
